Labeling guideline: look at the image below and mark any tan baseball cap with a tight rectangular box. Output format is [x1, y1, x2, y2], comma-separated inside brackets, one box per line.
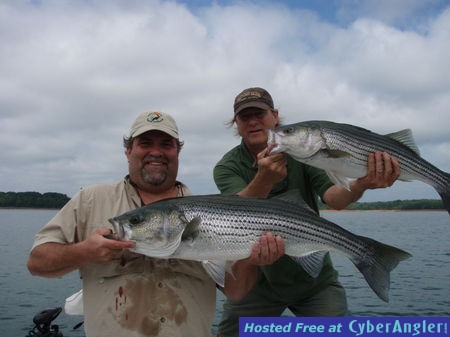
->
[233, 87, 274, 116]
[129, 112, 179, 139]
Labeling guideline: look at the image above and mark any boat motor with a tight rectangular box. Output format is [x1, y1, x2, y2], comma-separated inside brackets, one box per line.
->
[25, 307, 63, 337]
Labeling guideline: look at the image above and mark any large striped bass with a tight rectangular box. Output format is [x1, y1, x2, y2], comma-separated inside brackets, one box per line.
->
[267, 120, 450, 215]
[108, 191, 411, 302]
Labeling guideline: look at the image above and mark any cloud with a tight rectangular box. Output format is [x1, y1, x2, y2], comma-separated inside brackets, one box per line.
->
[0, 0, 449, 202]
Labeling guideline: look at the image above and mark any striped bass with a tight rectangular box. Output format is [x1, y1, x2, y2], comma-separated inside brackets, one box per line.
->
[108, 191, 411, 302]
[267, 120, 450, 215]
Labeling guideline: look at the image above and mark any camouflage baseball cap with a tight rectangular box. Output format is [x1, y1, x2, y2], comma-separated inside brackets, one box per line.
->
[129, 111, 179, 139]
[233, 87, 274, 116]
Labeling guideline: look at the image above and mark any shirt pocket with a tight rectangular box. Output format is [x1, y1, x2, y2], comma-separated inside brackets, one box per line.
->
[80, 252, 145, 279]
[167, 259, 212, 282]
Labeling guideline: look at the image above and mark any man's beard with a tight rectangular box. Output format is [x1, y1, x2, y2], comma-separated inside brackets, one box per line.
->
[140, 167, 167, 186]
[140, 155, 169, 186]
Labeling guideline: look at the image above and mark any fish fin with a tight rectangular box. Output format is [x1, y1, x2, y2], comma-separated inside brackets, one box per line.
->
[271, 190, 316, 213]
[225, 261, 236, 279]
[386, 129, 420, 156]
[440, 191, 450, 216]
[352, 236, 411, 302]
[266, 129, 286, 155]
[327, 149, 351, 158]
[326, 171, 352, 191]
[438, 172, 450, 215]
[65, 289, 84, 316]
[181, 216, 201, 241]
[289, 251, 327, 278]
[131, 237, 182, 257]
[201, 260, 228, 287]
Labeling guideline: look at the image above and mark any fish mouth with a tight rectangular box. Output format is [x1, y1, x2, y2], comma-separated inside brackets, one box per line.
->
[266, 129, 285, 155]
[108, 218, 125, 240]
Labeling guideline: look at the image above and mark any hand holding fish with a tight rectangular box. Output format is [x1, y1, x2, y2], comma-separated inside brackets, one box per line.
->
[247, 232, 285, 266]
[345, 151, 401, 196]
[321, 152, 399, 209]
[223, 232, 285, 301]
[256, 147, 287, 185]
[239, 148, 288, 198]
[82, 228, 135, 263]
[27, 228, 136, 277]
[355, 152, 401, 190]
[324, 152, 401, 209]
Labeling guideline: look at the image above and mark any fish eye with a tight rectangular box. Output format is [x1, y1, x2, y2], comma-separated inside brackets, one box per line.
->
[129, 215, 142, 225]
[283, 127, 294, 135]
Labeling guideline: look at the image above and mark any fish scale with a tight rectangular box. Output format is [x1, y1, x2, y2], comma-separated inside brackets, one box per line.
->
[109, 191, 411, 302]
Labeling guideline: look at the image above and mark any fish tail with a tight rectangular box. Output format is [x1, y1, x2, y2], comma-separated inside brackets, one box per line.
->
[437, 172, 450, 215]
[352, 237, 411, 302]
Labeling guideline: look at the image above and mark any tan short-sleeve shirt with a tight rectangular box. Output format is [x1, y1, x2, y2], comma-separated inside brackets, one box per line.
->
[32, 177, 216, 337]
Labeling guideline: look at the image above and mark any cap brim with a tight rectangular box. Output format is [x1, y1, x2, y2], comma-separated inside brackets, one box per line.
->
[234, 101, 272, 116]
[131, 126, 178, 139]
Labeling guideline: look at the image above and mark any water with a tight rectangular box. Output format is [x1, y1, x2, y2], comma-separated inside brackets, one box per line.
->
[1, 209, 449, 337]
[0, 209, 84, 337]
[324, 211, 450, 316]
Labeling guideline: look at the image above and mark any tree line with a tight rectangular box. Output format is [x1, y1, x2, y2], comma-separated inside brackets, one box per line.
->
[319, 198, 444, 211]
[0, 191, 445, 211]
[0, 192, 70, 209]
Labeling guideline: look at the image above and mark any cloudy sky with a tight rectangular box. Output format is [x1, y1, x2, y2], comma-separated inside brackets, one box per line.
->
[1, 0, 449, 202]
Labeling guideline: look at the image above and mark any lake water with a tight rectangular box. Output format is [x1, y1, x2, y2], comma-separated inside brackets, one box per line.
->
[1, 209, 449, 337]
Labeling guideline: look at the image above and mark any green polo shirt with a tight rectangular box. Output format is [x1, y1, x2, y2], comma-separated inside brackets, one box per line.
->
[213, 141, 339, 301]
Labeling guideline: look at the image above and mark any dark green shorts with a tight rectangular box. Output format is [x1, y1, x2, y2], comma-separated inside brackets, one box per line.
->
[217, 281, 348, 337]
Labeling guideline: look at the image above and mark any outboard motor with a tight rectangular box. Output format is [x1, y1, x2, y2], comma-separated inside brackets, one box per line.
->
[26, 307, 63, 337]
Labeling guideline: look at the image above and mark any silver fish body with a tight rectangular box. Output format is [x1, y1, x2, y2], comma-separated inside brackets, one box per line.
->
[267, 120, 450, 215]
[108, 191, 411, 302]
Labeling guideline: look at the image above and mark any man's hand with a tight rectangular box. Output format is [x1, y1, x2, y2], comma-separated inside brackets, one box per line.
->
[27, 228, 135, 278]
[222, 232, 285, 300]
[255, 148, 287, 186]
[248, 232, 285, 266]
[323, 151, 401, 210]
[82, 228, 136, 264]
[239, 148, 288, 198]
[355, 151, 401, 190]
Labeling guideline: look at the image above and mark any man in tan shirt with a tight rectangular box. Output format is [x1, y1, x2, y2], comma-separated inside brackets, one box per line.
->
[27, 111, 284, 337]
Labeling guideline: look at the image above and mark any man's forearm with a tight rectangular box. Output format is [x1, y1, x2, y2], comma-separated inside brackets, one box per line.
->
[222, 259, 259, 301]
[27, 242, 87, 277]
[323, 182, 365, 210]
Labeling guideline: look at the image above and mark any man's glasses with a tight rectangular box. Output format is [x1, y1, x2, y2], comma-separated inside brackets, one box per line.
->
[236, 110, 268, 122]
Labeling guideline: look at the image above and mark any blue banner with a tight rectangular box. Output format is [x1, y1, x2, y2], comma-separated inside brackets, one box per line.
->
[239, 317, 449, 337]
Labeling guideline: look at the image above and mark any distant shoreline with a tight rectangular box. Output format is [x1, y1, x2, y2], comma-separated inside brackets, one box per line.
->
[320, 209, 446, 212]
[2, 192, 444, 212]
[0, 207, 60, 210]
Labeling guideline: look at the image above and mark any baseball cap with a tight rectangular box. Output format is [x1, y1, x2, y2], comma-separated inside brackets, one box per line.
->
[129, 112, 179, 139]
[233, 87, 274, 117]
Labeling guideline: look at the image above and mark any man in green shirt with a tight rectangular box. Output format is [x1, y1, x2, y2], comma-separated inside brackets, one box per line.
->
[213, 87, 401, 337]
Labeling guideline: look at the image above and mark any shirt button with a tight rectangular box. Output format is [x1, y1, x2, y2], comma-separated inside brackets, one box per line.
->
[160, 317, 166, 323]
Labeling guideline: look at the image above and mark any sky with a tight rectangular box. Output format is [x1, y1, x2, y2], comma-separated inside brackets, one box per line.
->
[1, 0, 449, 202]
